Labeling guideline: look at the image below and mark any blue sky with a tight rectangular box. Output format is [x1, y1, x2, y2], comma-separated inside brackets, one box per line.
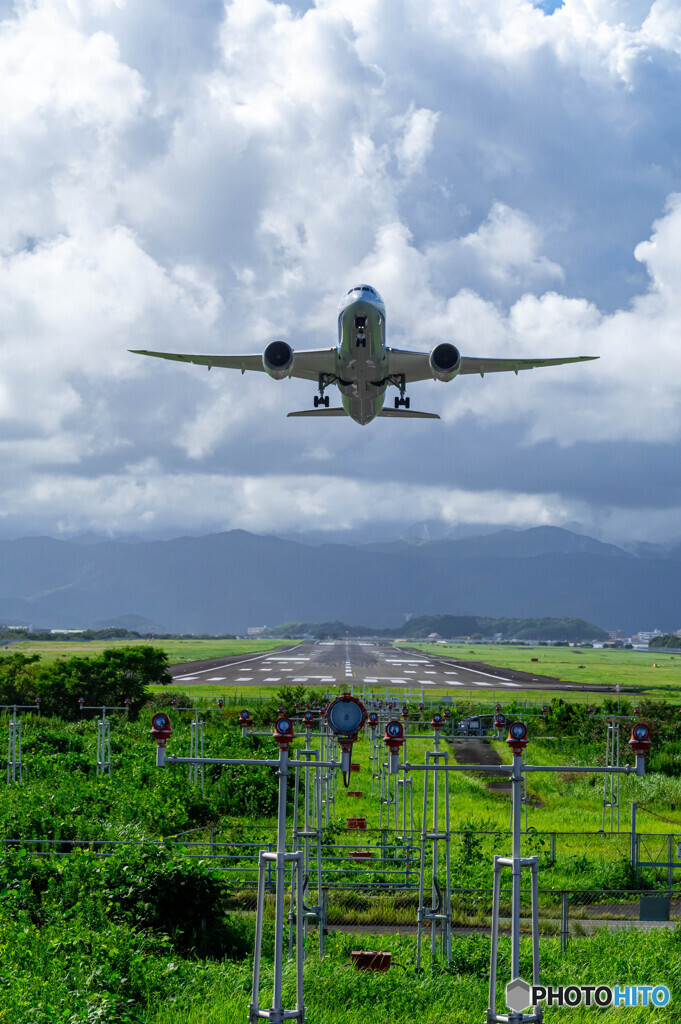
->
[2, 0, 681, 545]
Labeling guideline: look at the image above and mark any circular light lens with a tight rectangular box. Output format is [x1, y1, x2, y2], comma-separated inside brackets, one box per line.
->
[369, 713, 378, 724]
[510, 722, 526, 739]
[328, 699, 364, 735]
[153, 714, 168, 729]
[633, 724, 649, 740]
[386, 721, 402, 738]
[277, 717, 292, 733]
[433, 713, 442, 723]
[240, 710, 249, 719]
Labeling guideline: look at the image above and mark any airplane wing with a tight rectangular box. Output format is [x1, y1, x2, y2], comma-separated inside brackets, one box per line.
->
[386, 349, 598, 383]
[129, 348, 338, 383]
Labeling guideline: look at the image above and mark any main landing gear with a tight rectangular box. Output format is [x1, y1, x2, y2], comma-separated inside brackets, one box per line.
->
[393, 375, 410, 409]
[313, 374, 333, 408]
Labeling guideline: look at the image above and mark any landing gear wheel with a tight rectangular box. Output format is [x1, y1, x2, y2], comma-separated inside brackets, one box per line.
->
[405, 397, 410, 409]
[394, 397, 400, 410]
[324, 395, 330, 407]
[314, 396, 320, 408]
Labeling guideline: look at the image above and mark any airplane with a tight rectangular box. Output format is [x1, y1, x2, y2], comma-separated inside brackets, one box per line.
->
[130, 284, 598, 426]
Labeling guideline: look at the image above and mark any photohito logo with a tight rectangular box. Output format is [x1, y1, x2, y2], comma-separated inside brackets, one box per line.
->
[506, 977, 670, 1012]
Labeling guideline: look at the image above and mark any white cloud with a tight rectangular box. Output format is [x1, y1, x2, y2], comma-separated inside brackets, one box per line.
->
[1, 0, 681, 543]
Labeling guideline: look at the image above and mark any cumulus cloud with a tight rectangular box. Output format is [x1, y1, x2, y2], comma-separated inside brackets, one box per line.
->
[2, 0, 681, 543]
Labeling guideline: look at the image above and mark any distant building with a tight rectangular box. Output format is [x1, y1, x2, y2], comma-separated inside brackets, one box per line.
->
[633, 629, 662, 643]
[247, 626, 269, 636]
[608, 630, 625, 641]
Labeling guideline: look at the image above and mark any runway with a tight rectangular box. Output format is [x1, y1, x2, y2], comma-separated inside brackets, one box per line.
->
[168, 640, 613, 695]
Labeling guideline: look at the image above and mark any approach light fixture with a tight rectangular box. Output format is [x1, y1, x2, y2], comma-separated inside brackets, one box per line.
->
[325, 695, 368, 786]
[151, 712, 172, 765]
[384, 719, 405, 773]
[507, 721, 528, 756]
[273, 716, 294, 752]
[630, 722, 651, 776]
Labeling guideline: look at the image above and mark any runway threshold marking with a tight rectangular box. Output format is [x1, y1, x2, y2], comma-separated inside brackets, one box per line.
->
[172, 643, 305, 679]
[439, 662, 511, 682]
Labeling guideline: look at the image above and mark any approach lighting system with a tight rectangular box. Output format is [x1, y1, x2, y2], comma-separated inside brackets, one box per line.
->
[171, 697, 178, 708]
[34, 697, 40, 707]
[217, 698, 224, 709]
[443, 708, 451, 720]
[325, 695, 368, 785]
[78, 697, 84, 709]
[541, 705, 547, 717]
[384, 719, 405, 774]
[418, 702, 424, 712]
[401, 704, 409, 720]
[633, 705, 640, 717]
[239, 709, 252, 736]
[368, 711, 379, 734]
[273, 716, 294, 752]
[494, 712, 506, 738]
[432, 712, 443, 731]
[303, 710, 314, 727]
[587, 705, 594, 715]
[507, 721, 528, 757]
[278, 704, 286, 714]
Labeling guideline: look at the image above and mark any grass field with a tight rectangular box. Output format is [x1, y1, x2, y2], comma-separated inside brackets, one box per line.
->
[406, 643, 681, 701]
[1, 637, 299, 665]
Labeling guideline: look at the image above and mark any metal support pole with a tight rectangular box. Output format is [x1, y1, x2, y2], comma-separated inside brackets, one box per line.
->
[97, 712, 111, 777]
[250, 747, 305, 1024]
[560, 892, 569, 952]
[7, 708, 22, 784]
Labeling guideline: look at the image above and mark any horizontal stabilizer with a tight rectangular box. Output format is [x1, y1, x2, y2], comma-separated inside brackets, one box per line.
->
[287, 408, 346, 417]
[379, 408, 440, 419]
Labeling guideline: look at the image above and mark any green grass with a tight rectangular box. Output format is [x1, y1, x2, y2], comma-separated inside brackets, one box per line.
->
[3, 915, 679, 1024]
[2, 637, 299, 666]
[404, 643, 681, 701]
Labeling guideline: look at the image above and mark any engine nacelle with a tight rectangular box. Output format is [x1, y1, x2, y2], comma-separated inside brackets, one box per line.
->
[263, 340, 294, 379]
[429, 342, 461, 382]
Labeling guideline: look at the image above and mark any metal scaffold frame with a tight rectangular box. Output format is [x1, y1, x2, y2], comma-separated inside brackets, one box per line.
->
[3, 702, 40, 784]
[382, 715, 652, 1023]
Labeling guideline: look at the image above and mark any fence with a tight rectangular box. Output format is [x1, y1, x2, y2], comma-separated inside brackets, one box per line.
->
[197, 885, 681, 950]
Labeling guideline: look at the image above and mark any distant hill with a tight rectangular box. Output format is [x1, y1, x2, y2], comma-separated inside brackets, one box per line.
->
[269, 615, 607, 641]
[0, 526, 678, 634]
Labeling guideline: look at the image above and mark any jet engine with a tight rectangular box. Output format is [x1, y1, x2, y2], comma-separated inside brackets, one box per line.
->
[263, 341, 294, 379]
[429, 342, 461, 382]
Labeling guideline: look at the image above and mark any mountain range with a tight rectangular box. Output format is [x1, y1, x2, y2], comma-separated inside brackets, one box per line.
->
[0, 525, 679, 635]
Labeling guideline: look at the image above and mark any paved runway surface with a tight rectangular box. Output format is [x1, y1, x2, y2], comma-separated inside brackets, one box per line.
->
[169, 640, 611, 695]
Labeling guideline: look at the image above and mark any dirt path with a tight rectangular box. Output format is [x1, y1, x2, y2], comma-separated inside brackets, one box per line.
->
[448, 737, 544, 806]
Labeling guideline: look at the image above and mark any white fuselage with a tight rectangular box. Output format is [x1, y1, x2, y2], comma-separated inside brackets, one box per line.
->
[336, 285, 388, 425]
